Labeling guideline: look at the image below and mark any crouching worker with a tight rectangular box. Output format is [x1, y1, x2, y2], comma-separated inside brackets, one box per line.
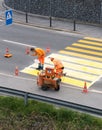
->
[50, 57, 64, 78]
[30, 47, 46, 70]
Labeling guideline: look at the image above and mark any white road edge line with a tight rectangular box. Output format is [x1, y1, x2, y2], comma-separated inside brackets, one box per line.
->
[0, 72, 82, 91]
[0, 72, 35, 81]
[3, 39, 36, 48]
[89, 75, 102, 88]
[0, 72, 102, 93]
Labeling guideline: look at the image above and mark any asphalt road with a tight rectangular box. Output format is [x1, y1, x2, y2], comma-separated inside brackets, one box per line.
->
[0, 22, 102, 110]
[0, 23, 80, 74]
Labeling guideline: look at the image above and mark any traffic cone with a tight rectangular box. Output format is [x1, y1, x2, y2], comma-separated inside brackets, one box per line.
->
[4, 48, 12, 58]
[25, 47, 30, 54]
[46, 47, 50, 53]
[15, 66, 19, 76]
[6, 48, 9, 54]
[82, 81, 88, 93]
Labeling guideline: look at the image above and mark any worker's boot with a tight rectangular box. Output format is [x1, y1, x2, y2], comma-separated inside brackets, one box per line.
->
[36, 63, 41, 70]
[40, 64, 44, 70]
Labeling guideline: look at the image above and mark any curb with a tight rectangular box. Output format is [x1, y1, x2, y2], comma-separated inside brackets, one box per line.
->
[14, 20, 82, 35]
[0, 2, 92, 36]
[2, 1, 102, 37]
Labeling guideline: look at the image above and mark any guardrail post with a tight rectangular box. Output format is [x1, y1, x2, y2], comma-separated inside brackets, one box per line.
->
[24, 93, 28, 105]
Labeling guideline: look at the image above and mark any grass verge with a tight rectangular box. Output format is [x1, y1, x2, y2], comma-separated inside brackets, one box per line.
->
[0, 96, 102, 130]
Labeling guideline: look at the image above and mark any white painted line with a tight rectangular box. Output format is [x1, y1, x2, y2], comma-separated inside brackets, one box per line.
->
[3, 39, 36, 48]
[89, 75, 102, 88]
[90, 89, 102, 94]
[0, 72, 102, 94]
[0, 72, 35, 81]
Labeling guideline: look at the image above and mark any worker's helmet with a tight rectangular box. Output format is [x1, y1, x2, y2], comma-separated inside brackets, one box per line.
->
[30, 47, 35, 51]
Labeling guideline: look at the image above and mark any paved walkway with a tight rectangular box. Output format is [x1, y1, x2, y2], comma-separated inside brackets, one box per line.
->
[13, 12, 102, 39]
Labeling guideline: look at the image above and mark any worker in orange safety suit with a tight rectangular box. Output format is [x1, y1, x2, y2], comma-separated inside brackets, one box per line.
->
[30, 47, 46, 70]
[49, 57, 64, 78]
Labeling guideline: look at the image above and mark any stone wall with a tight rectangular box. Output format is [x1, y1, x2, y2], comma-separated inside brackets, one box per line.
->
[4, 0, 102, 24]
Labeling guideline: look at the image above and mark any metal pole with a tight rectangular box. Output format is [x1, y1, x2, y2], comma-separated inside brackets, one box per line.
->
[24, 93, 28, 105]
[73, 20, 76, 31]
[73, 0, 76, 31]
[50, 16, 52, 27]
[26, 11, 28, 23]
[49, 0, 52, 27]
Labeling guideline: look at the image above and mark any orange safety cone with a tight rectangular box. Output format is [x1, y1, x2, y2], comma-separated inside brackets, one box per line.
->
[25, 47, 30, 54]
[82, 81, 88, 93]
[46, 47, 50, 53]
[15, 66, 19, 76]
[6, 48, 9, 54]
[4, 48, 12, 58]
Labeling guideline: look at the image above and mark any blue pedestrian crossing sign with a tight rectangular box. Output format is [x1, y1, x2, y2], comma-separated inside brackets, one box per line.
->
[5, 10, 13, 25]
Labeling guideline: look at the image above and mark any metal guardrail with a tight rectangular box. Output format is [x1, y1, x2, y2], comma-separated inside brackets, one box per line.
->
[0, 86, 102, 117]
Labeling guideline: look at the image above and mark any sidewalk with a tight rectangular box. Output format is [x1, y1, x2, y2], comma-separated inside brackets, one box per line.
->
[13, 11, 102, 39]
[1, 0, 102, 39]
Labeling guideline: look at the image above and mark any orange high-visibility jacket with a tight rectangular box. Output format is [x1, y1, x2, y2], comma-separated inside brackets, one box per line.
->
[32, 48, 45, 57]
[52, 59, 64, 70]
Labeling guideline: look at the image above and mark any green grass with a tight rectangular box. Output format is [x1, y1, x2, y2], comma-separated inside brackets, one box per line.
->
[0, 96, 102, 130]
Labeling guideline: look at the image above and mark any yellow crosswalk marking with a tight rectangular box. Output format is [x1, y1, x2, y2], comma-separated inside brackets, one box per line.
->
[21, 61, 99, 83]
[78, 40, 102, 46]
[45, 60, 101, 75]
[61, 77, 91, 88]
[65, 46, 102, 56]
[50, 53, 102, 68]
[21, 66, 91, 88]
[73, 43, 102, 51]
[59, 50, 102, 62]
[21, 68, 39, 76]
[84, 37, 102, 42]
[21, 36, 102, 88]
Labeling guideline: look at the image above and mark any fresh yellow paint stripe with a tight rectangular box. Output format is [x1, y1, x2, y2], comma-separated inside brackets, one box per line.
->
[22, 68, 94, 82]
[73, 43, 102, 51]
[84, 37, 102, 42]
[21, 67, 91, 88]
[45, 60, 101, 75]
[65, 46, 102, 56]
[50, 53, 102, 68]
[21, 63, 98, 82]
[59, 50, 102, 62]
[78, 40, 102, 46]
[21, 61, 101, 80]
[21, 68, 39, 76]
[22, 63, 97, 81]
[62, 77, 91, 88]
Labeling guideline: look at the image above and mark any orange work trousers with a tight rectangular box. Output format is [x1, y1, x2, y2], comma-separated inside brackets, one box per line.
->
[38, 55, 45, 64]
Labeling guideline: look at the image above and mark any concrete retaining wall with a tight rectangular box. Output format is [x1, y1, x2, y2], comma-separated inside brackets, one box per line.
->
[4, 0, 102, 24]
